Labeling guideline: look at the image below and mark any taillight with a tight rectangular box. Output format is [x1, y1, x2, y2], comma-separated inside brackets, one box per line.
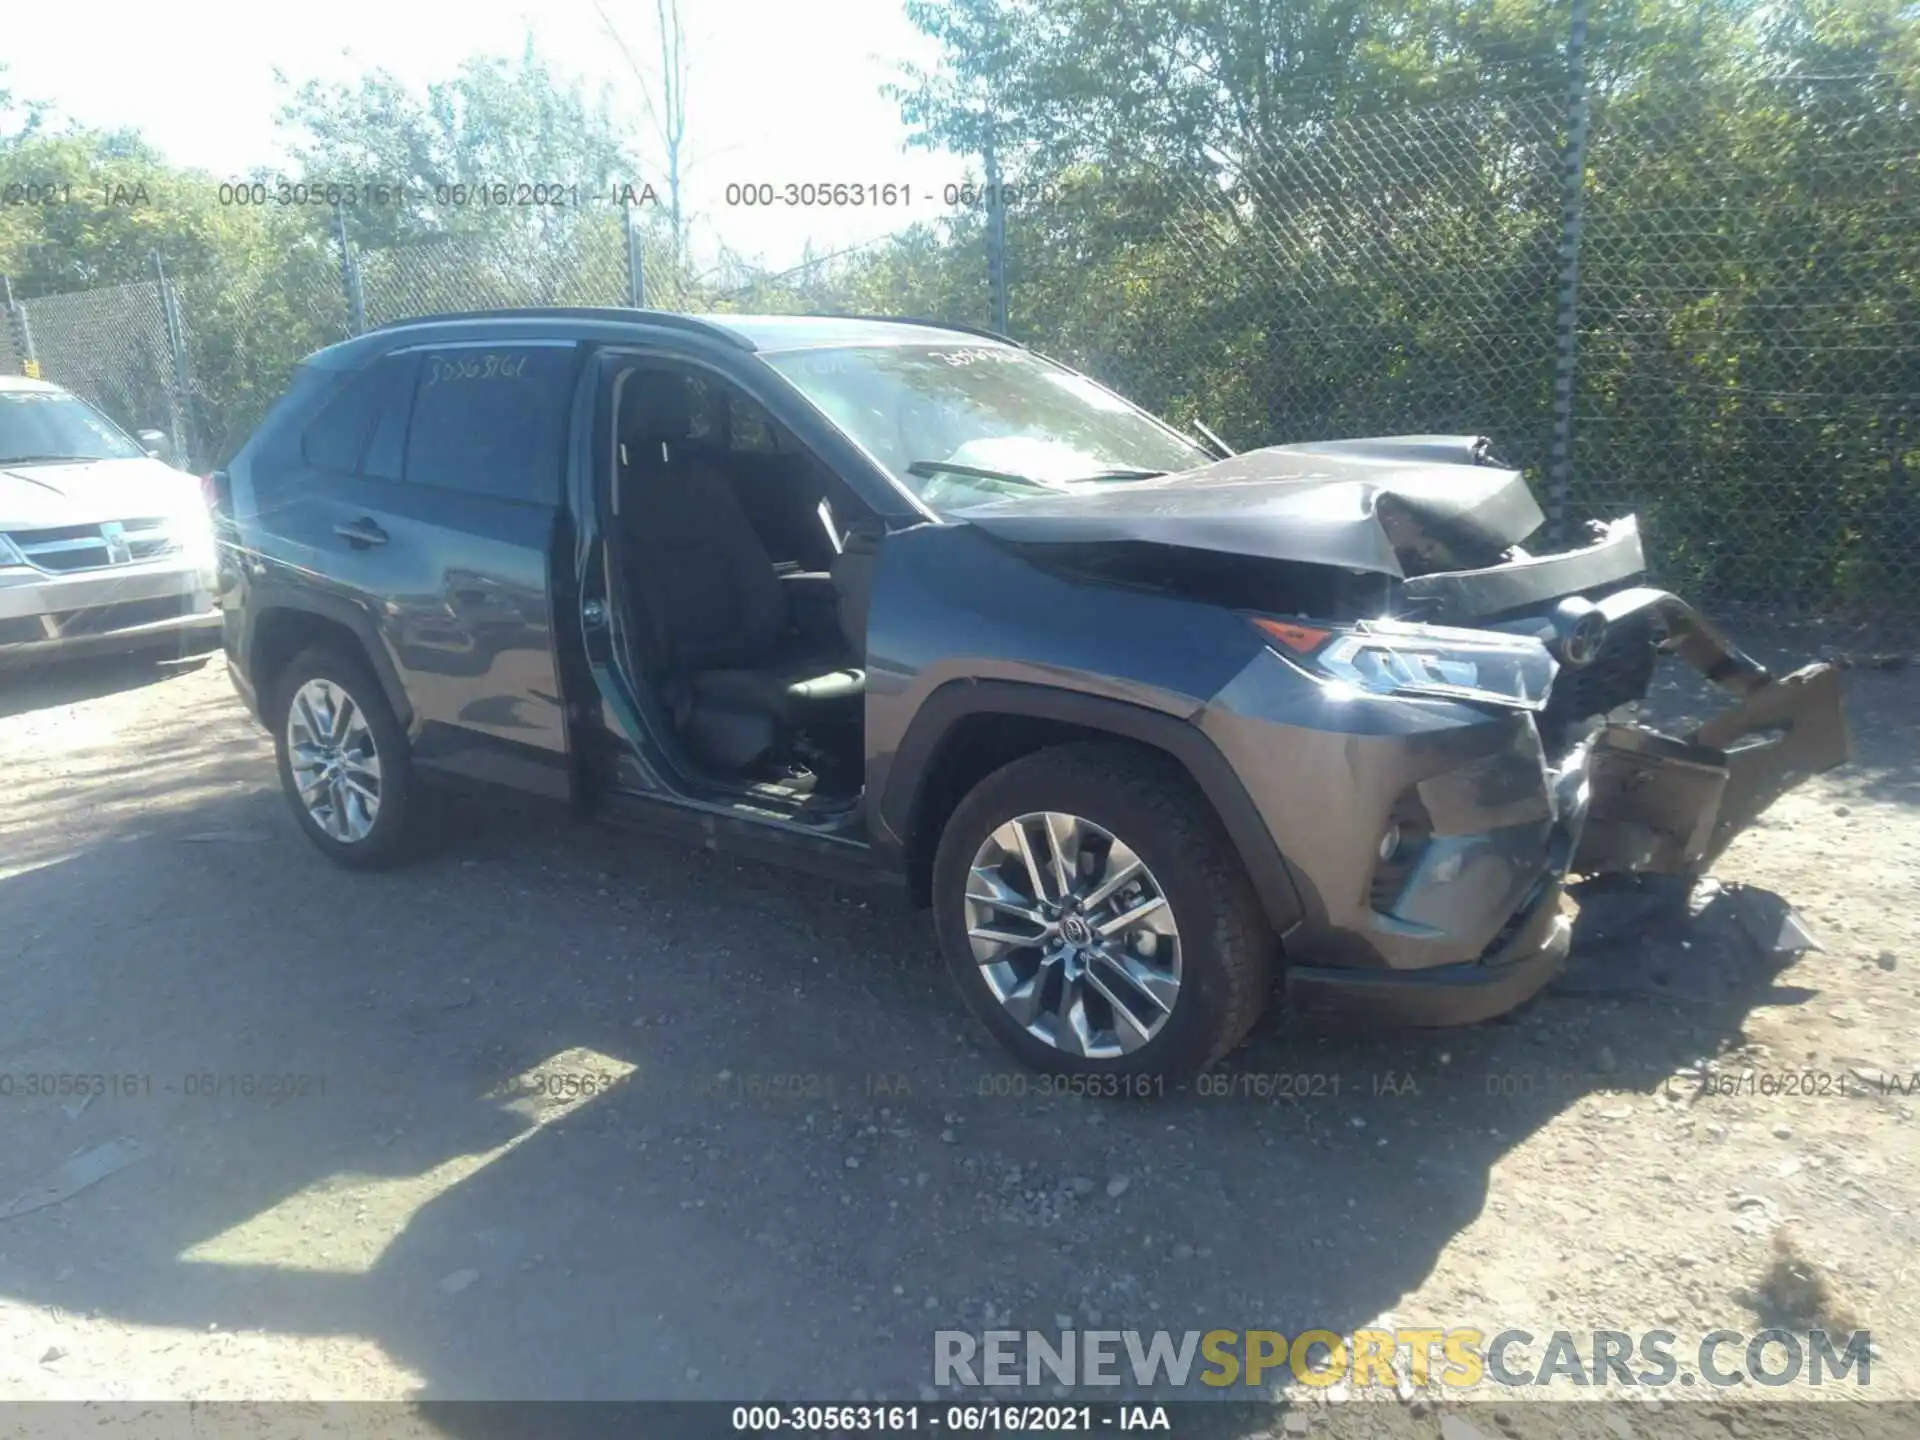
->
[201, 470, 232, 516]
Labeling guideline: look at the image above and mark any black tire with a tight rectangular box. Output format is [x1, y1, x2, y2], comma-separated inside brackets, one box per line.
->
[932, 741, 1274, 1083]
[270, 643, 416, 869]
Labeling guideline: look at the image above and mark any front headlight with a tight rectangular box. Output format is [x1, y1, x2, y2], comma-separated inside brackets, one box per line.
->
[1251, 615, 1558, 711]
[164, 503, 218, 567]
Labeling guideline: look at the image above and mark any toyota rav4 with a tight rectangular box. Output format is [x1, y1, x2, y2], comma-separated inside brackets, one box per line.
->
[212, 309, 1849, 1079]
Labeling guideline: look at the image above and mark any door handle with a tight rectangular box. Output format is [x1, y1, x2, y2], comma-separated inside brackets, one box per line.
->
[334, 518, 388, 548]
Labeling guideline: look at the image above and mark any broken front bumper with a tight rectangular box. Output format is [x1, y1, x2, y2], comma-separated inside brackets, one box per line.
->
[1569, 588, 1851, 876]
[1278, 587, 1848, 1025]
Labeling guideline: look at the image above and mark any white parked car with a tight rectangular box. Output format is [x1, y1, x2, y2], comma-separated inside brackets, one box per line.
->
[0, 375, 219, 666]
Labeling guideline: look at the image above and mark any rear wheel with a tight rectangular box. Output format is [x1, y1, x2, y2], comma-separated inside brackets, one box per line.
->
[271, 645, 415, 868]
[932, 742, 1273, 1082]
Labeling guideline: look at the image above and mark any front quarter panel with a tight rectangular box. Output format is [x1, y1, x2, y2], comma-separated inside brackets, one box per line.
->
[863, 522, 1266, 823]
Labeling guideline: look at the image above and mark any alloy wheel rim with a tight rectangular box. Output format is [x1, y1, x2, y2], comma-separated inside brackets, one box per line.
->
[964, 811, 1182, 1058]
[286, 678, 383, 843]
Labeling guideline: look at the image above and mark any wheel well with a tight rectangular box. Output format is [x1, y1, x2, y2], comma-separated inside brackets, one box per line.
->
[903, 714, 1188, 906]
[249, 608, 374, 714]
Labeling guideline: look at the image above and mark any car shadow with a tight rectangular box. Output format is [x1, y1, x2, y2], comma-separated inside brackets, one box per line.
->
[0, 648, 215, 721]
[0, 761, 1815, 1404]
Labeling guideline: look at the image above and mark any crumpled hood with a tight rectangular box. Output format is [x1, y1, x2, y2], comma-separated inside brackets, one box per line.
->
[951, 435, 1546, 578]
[0, 456, 199, 531]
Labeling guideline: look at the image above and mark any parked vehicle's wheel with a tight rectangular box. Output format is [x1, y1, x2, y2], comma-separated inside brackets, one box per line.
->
[932, 741, 1273, 1082]
[271, 645, 415, 869]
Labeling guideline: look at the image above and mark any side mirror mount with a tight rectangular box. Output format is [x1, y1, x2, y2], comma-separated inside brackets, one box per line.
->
[136, 428, 173, 464]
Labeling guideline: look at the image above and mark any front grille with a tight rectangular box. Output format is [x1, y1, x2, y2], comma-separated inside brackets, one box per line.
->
[24, 541, 111, 572]
[11, 522, 98, 544]
[4, 519, 179, 573]
[51, 594, 194, 637]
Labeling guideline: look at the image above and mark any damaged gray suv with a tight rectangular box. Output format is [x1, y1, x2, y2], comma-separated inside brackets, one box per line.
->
[215, 310, 1850, 1081]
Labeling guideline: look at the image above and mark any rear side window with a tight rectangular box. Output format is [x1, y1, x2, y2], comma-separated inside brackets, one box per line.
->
[361, 355, 421, 480]
[236, 363, 334, 472]
[300, 354, 419, 476]
[402, 345, 577, 504]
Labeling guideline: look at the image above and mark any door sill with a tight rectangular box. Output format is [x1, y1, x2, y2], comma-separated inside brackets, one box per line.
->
[598, 785, 896, 890]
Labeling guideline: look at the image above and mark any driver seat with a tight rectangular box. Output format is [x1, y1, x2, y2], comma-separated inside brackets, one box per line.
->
[616, 376, 864, 772]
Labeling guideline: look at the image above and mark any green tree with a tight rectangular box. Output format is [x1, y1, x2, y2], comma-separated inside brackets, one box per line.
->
[273, 37, 647, 250]
[1572, 0, 1920, 603]
[875, 0, 1920, 613]
[0, 64, 53, 150]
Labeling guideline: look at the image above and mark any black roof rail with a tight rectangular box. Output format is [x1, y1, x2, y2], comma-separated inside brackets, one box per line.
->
[362, 306, 756, 349]
[823, 313, 1026, 347]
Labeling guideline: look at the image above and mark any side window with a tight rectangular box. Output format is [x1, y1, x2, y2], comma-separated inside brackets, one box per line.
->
[403, 345, 578, 504]
[683, 374, 720, 443]
[300, 369, 381, 473]
[298, 354, 419, 477]
[729, 395, 786, 453]
[362, 354, 421, 480]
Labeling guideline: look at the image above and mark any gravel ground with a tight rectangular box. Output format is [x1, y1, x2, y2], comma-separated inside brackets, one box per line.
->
[0, 646, 1913, 1431]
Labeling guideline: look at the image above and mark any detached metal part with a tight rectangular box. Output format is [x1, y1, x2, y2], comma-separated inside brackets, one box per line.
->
[1570, 588, 1850, 877]
[1402, 516, 1646, 622]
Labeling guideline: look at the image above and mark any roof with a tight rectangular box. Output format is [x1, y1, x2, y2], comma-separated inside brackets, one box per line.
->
[0, 374, 64, 393]
[693, 314, 1019, 352]
[311, 307, 1018, 368]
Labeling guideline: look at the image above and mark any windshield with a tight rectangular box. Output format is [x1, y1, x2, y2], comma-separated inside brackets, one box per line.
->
[0, 389, 146, 465]
[762, 343, 1211, 512]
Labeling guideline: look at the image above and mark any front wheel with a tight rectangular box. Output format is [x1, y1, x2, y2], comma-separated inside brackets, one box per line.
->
[270, 644, 416, 869]
[932, 742, 1274, 1082]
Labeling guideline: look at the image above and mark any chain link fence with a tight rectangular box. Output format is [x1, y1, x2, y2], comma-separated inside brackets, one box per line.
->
[355, 213, 633, 326]
[2, 70, 1913, 638]
[1573, 70, 1920, 618]
[168, 238, 359, 469]
[1001, 90, 1568, 484]
[6, 277, 184, 451]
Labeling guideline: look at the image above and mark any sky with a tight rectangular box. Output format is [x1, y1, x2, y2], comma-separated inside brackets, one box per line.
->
[4, 0, 965, 271]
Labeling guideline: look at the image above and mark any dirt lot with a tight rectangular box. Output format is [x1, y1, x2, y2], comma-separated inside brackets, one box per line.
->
[0, 643, 1913, 1432]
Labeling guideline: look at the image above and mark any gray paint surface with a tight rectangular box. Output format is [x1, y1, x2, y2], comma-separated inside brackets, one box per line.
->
[954, 435, 1543, 576]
